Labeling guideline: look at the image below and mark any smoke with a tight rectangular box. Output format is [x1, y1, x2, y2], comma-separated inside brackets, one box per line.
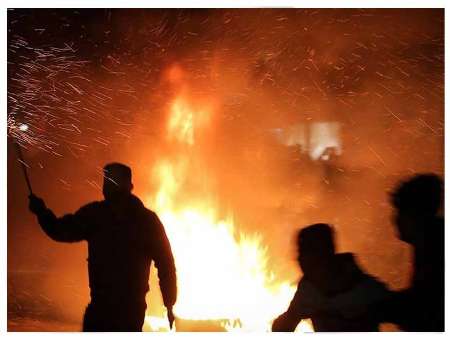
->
[8, 8, 443, 329]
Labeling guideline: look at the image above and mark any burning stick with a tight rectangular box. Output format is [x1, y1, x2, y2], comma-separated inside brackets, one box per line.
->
[13, 124, 33, 194]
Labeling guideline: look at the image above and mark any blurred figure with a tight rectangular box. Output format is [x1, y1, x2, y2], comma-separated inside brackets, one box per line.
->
[272, 223, 390, 332]
[29, 162, 177, 332]
[383, 173, 444, 331]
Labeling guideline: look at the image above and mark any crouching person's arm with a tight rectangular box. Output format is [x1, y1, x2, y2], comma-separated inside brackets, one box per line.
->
[29, 194, 91, 242]
[272, 278, 326, 332]
[272, 311, 302, 332]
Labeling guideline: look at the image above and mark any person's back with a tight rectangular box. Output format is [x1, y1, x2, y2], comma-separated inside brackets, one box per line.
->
[78, 195, 176, 331]
[29, 163, 177, 331]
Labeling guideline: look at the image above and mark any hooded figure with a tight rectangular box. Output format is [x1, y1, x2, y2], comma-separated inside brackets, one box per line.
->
[29, 162, 177, 331]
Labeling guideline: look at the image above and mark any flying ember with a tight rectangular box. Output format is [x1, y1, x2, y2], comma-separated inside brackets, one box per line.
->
[18, 124, 29, 132]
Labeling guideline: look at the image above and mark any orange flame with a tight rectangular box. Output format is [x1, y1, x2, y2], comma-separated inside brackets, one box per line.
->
[145, 87, 313, 332]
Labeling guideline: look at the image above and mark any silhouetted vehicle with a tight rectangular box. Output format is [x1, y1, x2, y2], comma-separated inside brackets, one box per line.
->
[272, 223, 390, 332]
[29, 162, 177, 332]
[381, 173, 444, 331]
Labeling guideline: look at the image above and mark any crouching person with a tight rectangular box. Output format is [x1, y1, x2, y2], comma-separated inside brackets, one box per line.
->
[272, 223, 390, 332]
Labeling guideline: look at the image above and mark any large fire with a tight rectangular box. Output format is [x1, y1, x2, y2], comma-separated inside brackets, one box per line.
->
[143, 92, 313, 332]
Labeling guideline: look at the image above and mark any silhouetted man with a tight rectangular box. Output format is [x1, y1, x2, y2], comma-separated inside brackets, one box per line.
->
[272, 223, 390, 332]
[28, 162, 177, 331]
[383, 174, 444, 331]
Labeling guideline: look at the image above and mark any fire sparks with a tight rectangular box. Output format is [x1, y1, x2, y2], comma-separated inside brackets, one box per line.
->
[7, 35, 139, 156]
[18, 124, 29, 132]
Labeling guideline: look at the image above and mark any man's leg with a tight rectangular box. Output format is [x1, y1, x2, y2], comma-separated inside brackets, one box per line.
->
[82, 302, 111, 332]
[82, 303, 98, 332]
[118, 302, 147, 331]
[83, 301, 147, 332]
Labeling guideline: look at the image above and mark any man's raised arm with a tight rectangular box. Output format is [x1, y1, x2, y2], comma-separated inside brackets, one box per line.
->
[29, 194, 91, 243]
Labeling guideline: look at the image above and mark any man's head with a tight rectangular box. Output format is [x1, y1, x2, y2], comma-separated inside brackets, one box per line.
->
[297, 223, 336, 279]
[102, 163, 133, 201]
[391, 173, 443, 244]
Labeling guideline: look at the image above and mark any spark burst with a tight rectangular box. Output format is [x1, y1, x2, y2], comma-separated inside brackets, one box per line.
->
[8, 34, 138, 157]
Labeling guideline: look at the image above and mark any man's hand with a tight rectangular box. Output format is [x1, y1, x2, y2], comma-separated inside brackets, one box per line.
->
[29, 194, 47, 216]
[272, 313, 299, 332]
[167, 307, 175, 330]
[272, 315, 285, 332]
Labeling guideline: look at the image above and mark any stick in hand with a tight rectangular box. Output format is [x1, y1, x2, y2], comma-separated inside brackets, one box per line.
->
[14, 142, 33, 194]
[167, 307, 175, 330]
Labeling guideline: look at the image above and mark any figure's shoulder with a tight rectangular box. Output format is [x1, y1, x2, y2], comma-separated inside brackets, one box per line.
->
[139, 209, 167, 240]
[334, 253, 364, 281]
[142, 206, 156, 218]
[335, 252, 359, 271]
[336, 252, 356, 262]
[339, 253, 388, 287]
[77, 200, 105, 215]
[141, 207, 162, 225]
[128, 195, 157, 221]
